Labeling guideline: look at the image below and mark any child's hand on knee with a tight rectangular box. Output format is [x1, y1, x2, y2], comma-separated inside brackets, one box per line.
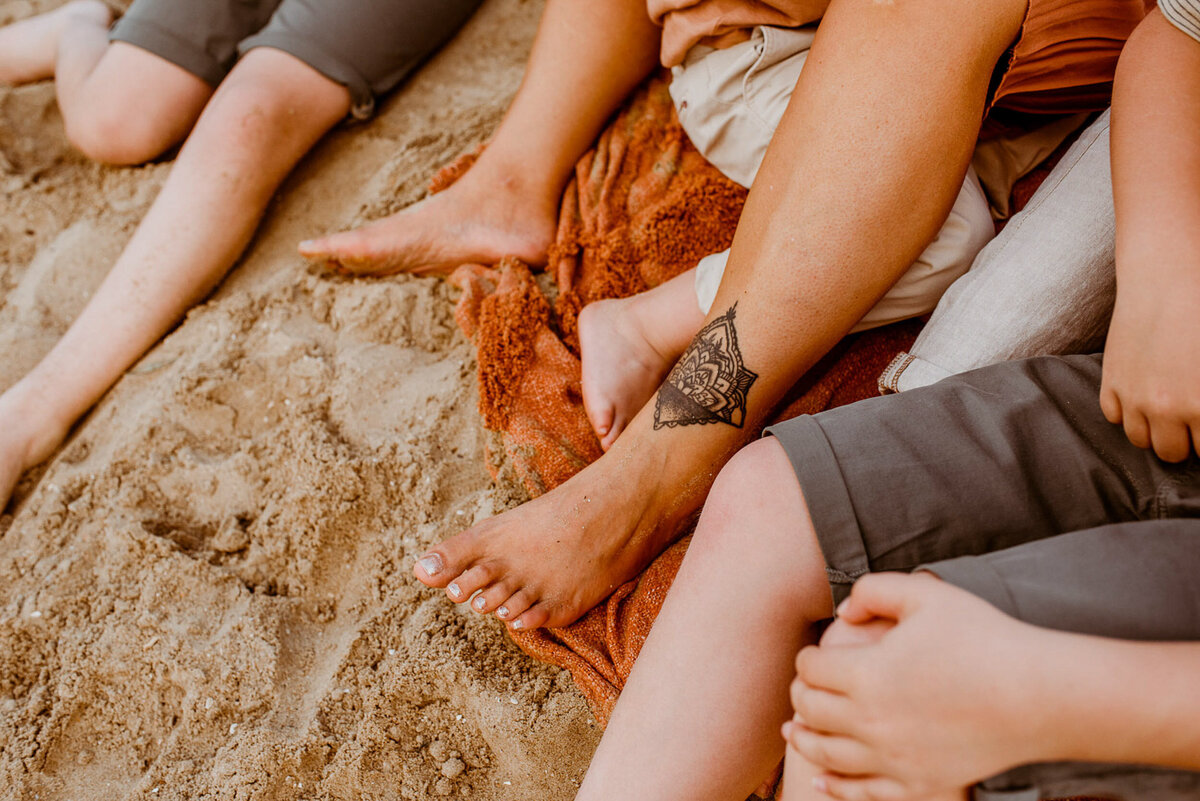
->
[781, 572, 1043, 801]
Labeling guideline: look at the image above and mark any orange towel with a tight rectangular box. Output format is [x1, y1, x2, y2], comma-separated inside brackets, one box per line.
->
[443, 75, 1101, 801]
[442, 74, 918, 712]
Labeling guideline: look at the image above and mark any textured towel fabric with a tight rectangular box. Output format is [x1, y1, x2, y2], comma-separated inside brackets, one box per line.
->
[441, 75, 1103, 800]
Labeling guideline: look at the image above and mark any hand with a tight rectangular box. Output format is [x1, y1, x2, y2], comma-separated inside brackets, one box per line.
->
[781, 573, 1041, 801]
[1100, 276, 1200, 462]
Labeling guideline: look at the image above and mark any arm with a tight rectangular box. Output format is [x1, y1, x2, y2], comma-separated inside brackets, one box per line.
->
[1101, 7, 1200, 462]
[784, 572, 1200, 801]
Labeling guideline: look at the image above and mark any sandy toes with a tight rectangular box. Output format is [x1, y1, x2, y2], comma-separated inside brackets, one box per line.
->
[412, 458, 677, 631]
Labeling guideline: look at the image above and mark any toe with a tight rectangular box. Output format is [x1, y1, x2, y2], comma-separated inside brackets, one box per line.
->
[414, 524, 487, 588]
[599, 414, 626, 452]
[470, 581, 515, 614]
[494, 589, 534, 622]
[586, 403, 614, 444]
[446, 564, 493, 604]
[510, 603, 551, 632]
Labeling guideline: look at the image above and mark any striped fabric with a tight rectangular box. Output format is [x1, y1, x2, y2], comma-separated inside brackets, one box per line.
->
[1161, 0, 1200, 43]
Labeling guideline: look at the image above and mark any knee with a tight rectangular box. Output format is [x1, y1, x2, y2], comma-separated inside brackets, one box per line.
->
[201, 52, 349, 152]
[694, 438, 833, 615]
[64, 93, 195, 166]
[694, 438, 809, 554]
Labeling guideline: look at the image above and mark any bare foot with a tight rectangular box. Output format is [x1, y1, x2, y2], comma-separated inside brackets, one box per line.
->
[298, 167, 558, 277]
[0, 0, 112, 86]
[579, 297, 677, 451]
[412, 452, 680, 631]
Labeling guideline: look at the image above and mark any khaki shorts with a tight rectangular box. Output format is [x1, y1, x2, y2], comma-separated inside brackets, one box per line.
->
[110, 0, 482, 119]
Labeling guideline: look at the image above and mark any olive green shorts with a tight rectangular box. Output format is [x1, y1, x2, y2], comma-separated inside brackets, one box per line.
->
[109, 0, 482, 118]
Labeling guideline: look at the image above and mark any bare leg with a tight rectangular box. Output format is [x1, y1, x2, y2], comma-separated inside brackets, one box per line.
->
[297, 0, 660, 275]
[0, 0, 109, 84]
[0, 48, 350, 510]
[579, 268, 704, 450]
[413, 0, 1027, 632]
[576, 438, 832, 801]
[0, 2, 212, 163]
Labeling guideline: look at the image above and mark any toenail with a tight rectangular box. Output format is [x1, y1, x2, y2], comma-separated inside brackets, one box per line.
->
[473, 596, 486, 611]
[418, 555, 443, 577]
[511, 620, 524, 630]
[497, 606, 509, 618]
[447, 582, 462, 599]
[299, 240, 315, 250]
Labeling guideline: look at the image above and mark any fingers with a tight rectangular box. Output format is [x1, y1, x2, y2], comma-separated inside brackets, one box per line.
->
[1099, 383, 1123, 426]
[794, 645, 855, 695]
[812, 773, 908, 801]
[1100, 380, 1199, 462]
[1122, 408, 1152, 451]
[783, 720, 876, 776]
[789, 678, 857, 735]
[1149, 418, 1194, 463]
[835, 573, 930, 625]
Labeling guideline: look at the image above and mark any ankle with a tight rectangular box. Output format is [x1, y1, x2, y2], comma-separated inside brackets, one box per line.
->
[464, 149, 564, 220]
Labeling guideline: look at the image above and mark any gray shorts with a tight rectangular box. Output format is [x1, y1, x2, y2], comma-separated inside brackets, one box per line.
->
[109, 0, 482, 118]
[767, 354, 1200, 799]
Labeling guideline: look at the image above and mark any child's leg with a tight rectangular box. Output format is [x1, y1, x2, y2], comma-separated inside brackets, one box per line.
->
[0, 0, 110, 84]
[56, 41, 213, 165]
[0, 2, 214, 165]
[298, 0, 660, 275]
[574, 437, 834, 800]
[0, 47, 350, 511]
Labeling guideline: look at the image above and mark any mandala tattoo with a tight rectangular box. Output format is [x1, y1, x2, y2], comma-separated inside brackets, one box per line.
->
[654, 304, 758, 430]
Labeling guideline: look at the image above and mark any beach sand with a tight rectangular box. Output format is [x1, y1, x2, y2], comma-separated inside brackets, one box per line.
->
[0, 0, 602, 798]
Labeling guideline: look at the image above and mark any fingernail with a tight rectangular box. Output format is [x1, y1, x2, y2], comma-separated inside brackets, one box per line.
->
[418, 555, 443, 577]
[836, 598, 850, 617]
[497, 606, 509, 619]
[812, 777, 828, 794]
[473, 596, 486, 611]
[447, 582, 462, 599]
[511, 619, 523, 630]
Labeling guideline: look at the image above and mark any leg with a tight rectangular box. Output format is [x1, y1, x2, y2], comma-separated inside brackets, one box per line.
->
[0, 47, 350, 510]
[576, 438, 833, 801]
[414, 0, 1027, 632]
[0, 2, 213, 164]
[0, 0, 111, 85]
[297, 0, 660, 274]
[57, 41, 213, 165]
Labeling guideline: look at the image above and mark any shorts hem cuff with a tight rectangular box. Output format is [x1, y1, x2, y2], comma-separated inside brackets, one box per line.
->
[238, 32, 376, 120]
[109, 17, 226, 87]
[763, 415, 870, 607]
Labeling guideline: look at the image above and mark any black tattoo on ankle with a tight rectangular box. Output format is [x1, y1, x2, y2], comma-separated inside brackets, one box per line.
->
[654, 304, 758, 430]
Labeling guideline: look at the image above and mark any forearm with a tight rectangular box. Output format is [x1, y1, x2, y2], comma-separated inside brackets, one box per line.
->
[1023, 630, 1200, 771]
[1111, 9, 1200, 291]
[925, 524, 1200, 774]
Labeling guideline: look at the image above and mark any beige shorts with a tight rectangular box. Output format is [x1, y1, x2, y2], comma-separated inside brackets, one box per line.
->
[670, 25, 995, 329]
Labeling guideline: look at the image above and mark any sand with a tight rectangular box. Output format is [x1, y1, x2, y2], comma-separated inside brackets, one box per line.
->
[0, 0, 603, 798]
